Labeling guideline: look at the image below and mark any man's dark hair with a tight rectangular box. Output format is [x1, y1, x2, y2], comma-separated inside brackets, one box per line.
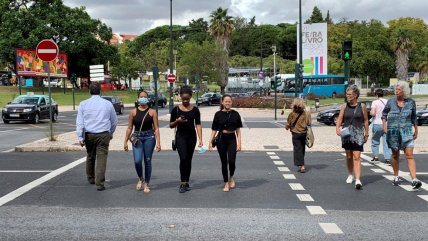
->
[375, 89, 383, 97]
[89, 82, 101, 95]
[180, 85, 192, 96]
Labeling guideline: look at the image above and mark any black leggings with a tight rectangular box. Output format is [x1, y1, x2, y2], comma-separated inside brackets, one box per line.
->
[217, 133, 237, 182]
[176, 134, 197, 182]
[292, 132, 306, 166]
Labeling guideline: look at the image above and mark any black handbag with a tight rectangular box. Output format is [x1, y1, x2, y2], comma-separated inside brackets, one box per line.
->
[172, 107, 178, 151]
[212, 111, 231, 148]
[129, 110, 149, 145]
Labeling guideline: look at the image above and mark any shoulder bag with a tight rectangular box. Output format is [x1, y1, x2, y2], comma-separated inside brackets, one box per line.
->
[305, 112, 314, 148]
[212, 111, 231, 148]
[341, 103, 359, 138]
[129, 110, 149, 145]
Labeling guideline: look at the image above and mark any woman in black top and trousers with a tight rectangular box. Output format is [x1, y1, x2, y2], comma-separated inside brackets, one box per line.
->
[170, 86, 203, 193]
[209, 95, 242, 192]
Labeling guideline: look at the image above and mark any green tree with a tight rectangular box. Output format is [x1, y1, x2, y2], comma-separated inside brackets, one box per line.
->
[305, 6, 324, 24]
[0, 0, 118, 78]
[325, 10, 333, 24]
[209, 7, 234, 93]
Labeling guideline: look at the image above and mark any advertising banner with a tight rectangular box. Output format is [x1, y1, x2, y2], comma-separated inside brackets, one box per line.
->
[297, 23, 328, 75]
[16, 49, 68, 77]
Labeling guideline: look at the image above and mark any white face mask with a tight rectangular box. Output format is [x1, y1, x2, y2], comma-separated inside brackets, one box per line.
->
[137, 97, 149, 105]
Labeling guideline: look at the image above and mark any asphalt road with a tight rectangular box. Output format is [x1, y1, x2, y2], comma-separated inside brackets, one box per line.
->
[0, 150, 427, 240]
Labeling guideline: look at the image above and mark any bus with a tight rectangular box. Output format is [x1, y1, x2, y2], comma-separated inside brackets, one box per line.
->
[283, 74, 345, 97]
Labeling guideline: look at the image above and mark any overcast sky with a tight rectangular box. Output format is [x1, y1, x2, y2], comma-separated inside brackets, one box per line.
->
[63, 0, 428, 35]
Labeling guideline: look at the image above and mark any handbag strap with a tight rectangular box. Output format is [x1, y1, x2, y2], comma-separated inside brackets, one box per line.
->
[137, 109, 150, 134]
[348, 103, 360, 125]
[291, 111, 304, 130]
[174, 106, 179, 136]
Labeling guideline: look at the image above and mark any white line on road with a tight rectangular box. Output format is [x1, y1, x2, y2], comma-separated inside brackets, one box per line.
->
[2, 148, 14, 153]
[306, 206, 327, 215]
[289, 183, 305, 190]
[0, 157, 86, 207]
[0, 128, 28, 133]
[370, 168, 386, 173]
[361, 162, 373, 167]
[383, 175, 418, 192]
[418, 195, 428, 202]
[319, 223, 343, 234]
[296, 194, 314, 202]
[269, 156, 280, 160]
[0, 170, 52, 173]
[266, 152, 276, 155]
[273, 161, 285, 165]
[277, 166, 290, 172]
[282, 174, 296, 180]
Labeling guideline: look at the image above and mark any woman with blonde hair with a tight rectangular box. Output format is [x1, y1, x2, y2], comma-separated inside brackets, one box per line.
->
[382, 81, 422, 189]
[336, 85, 369, 190]
[285, 98, 311, 173]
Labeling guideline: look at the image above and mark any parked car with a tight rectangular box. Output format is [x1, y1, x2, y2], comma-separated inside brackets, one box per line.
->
[148, 92, 167, 108]
[381, 86, 395, 95]
[196, 92, 222, 106]
[0, 74, 11, 86]
[43, 78, 60, 87]
[102, 96, 124, 115]
[317, 101, 372, 126]
[416, 108, 428, 126]
[2, 94, 58, 124]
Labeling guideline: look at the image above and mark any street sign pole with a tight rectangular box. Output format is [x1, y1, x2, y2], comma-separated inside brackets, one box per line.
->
[36, 39, 58, 141]
[153, 65, 159, 113]
[344, 60, 350, 103]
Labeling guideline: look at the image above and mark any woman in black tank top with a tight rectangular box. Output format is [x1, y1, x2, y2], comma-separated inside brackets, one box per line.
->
[124, 90, 161, 193]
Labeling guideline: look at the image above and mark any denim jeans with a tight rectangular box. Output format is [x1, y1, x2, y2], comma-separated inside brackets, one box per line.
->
[132, 129, 156, 183]
[371, 124, 391, 160]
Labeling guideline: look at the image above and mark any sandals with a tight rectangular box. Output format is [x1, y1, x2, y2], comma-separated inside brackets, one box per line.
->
[136, 180, 143, 191]
[223, 182, 230, 192]
[229, 177, 236, 189]
[298, 166, 306, 173]
[143, 183, 150, 193]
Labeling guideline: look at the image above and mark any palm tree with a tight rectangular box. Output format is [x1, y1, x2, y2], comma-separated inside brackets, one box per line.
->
[209, 7, 234, 94]
[391, 28, 413, 81]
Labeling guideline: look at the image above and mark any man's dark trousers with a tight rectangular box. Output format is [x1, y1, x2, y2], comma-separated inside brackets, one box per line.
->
[85, 132, 111, 189]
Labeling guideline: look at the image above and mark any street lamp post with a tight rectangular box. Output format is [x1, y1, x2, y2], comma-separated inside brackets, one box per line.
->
[168, 0, 174, 113]
[297, 0, 303, 97]
[272, 45, 277, 120]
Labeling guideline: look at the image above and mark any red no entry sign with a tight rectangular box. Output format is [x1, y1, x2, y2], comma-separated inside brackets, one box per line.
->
[167, 73, 176, 83]
[36, 39, 59, 62]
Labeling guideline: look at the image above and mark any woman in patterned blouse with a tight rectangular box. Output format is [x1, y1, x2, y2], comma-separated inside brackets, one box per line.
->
[382, 81, 422, 189]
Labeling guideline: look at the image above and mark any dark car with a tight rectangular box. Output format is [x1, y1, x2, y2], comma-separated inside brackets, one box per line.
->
[148, 92, 167, 108]
[317, 101, 372, 126]
[196, 92, 222, 106]
[2, 94, 58, 124]
[416, 108, 428, 126]
[102, 96, 124, 115]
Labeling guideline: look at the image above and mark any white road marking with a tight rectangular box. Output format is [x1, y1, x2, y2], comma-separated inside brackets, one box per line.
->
[270, 156, 280, 160]
[273, 122, 285, 128]
[296, 194, 314, 201]
[0, 157, 86, 207]
[2, 149, 14, 153]
[383, 175, 419, 192]
[319, 223, 343, 234]
[282, 174, 296, 180]
[0, 128, 29, 133]
[273, 161, 285, 165]
[371, 168, 386, 173]
[289, 183, 305, 190]
[361, 162, 373, 167]
[266, 152, 276, 155]
[0, 170, 52, 173]
[418, 195, 428, 202]
[277, 166, 290, 172]
[306, 206, 327, 215]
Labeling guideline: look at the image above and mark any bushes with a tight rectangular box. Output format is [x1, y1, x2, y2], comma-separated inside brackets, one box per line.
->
[232, 96, 293, 109]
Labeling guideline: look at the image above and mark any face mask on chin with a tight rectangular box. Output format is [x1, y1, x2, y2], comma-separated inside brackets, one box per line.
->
[137, 97, 149, 105]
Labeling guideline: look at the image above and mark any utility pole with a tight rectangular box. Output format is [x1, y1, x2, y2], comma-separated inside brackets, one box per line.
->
[168, 0, 174, 113]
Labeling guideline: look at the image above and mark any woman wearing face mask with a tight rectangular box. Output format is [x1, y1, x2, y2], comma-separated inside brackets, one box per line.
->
[209, 95, 242, 192]
[170, 85, 203, 193]
[124, 90, 161, 193]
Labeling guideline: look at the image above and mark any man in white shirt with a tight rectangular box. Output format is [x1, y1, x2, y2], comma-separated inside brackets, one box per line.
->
[370, 89, 391, 164]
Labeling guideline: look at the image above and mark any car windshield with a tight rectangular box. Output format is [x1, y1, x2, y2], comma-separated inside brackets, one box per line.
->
[201, 93, 212, 98]
[11, 96, 39, 105]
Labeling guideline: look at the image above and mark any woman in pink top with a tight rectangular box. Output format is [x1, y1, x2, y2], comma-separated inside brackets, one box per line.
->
[370, 89, 392, 164]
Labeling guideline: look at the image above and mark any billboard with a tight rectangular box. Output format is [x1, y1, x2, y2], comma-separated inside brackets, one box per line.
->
[15, 49, 68, 77]
[297, 23, 328, 75]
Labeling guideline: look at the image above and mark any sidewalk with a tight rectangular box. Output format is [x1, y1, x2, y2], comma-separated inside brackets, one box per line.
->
[15, 105, 428, 153]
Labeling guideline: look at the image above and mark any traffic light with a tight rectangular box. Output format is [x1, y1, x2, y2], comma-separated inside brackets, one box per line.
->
[271, 76, 282, 90]
[342, 40, 352, 60]
[71, 73, 76, 83]
[295, 63, 304, 79]
[270, 80, 275, 89]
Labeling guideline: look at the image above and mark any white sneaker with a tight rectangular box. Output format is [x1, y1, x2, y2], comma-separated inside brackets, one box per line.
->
[346, 175, 354, 184]
[355, 179, 362, 190]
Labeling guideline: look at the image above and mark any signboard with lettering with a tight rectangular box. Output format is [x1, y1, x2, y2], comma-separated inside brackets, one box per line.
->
[297, 23, 328, 75]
